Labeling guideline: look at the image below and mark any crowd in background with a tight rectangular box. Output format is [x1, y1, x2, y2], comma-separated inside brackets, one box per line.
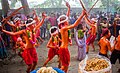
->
[0, 9, 120, 60]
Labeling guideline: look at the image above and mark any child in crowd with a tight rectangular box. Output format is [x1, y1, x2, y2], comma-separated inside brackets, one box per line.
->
[43, 26, 61, 67]
[75, 24, 86, 61]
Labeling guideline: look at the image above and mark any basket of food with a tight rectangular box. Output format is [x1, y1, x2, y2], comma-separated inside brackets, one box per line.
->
[78, 54, 112, 73]
[30, 67, 65, 73]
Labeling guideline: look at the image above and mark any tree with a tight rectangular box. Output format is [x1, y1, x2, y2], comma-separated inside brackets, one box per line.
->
[20, 0, 30, 15]
[1, 0, 10, 16]
[9, 0, 18, 8]
[101, 0, 119, 12]
[34, 0, 63, 8]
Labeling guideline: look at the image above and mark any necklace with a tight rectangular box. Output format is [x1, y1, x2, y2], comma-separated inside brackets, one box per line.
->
[26, 29, 36, 45]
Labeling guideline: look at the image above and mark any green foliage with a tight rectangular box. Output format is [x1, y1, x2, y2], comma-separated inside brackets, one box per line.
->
[34, 0, 64, 8]
[100, 0, 120, 12]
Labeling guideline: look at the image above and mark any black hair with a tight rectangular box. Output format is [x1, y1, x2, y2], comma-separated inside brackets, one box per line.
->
[26, 18, 33, 24]
[103, 18, 107, 21]
[103, 30, 109, 36]
[77, 24, 83, 30]
[51, 28, 57, 33]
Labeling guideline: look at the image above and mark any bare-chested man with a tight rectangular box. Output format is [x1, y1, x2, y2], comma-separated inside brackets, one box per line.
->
[98, 28, 113, 57]
[84, 16, 97, 54]
[1, 12, 46, 73]
[57, 3, 86, 72]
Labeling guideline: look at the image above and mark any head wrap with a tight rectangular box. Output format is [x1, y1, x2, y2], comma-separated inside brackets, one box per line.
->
[91, 18, 98, 23]
[78, 29, 84, 38]
[14, 17, 20, 22]
[57, 15, 68, 25]
[26, 18, 36, 27]
[49, 26, 59, 35]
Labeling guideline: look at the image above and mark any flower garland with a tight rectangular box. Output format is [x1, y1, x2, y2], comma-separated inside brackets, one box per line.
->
[26, 29, 36, 45]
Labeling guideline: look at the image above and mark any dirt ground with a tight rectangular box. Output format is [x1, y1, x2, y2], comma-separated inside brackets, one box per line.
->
[0, 39, 120, 73]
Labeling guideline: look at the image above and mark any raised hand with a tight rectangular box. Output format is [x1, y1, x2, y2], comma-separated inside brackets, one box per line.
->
[42, 12, 47, 18]
[66, 2, 70, 8]
[82, 10, 87, 16]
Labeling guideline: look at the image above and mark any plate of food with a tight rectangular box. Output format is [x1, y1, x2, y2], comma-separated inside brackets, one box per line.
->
[30, 67, 65, 73]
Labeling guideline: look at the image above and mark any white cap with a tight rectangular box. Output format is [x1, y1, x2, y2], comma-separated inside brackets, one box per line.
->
[14, 17, 20, 22]
[57, 15, 68, 25]
[91, 18, 98, 23]
[26, 20, 36, 27]
[49, 26, 59, 35]
[27, 18, 33, 21]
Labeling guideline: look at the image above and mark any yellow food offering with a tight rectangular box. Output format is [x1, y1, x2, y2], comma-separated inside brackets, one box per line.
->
[37, 67, 57, 73]
[84, 58, 109, 71]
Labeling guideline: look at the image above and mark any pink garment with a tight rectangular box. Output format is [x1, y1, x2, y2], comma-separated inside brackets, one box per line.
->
[48, 17, 57, 26]
[36, 29, 40, 38]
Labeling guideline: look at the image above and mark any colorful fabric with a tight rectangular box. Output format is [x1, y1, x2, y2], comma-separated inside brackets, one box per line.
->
[30, 67, 65, 73]
[78, 30, 84, 38]
[58, 48, 70, 66]
[48, 37, 59, 60]
[48, 48, 58, 60]
[22, 48, 38, 65]
[75, 31, 86, 61]
[36, 29, 40, 38]
[86, 35, 96, 45]
[12, 35, 18, 42]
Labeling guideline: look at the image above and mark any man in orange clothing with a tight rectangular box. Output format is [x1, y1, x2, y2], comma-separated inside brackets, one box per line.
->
[1, 12, 46, 73]
[98, 28, 113, 57]
[57, 2, 86, 72]
[84, 16, 97, 54]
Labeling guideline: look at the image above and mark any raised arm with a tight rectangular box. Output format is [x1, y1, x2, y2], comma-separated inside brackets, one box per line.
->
[33, 10, 40, 23]
[66, 2, 70, 17]
[7, 21, 16, 27]
[34, 12, 46, 32]
[2, 28, 24, 36]
[75, 30, 85, 47]
[84, 15, 93, 26]
[66, 10, 86, 29]
[47, 37, 57, 49]
[75, 30, 80, 46]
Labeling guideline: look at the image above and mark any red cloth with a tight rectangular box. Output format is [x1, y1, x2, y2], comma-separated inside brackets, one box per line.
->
[86, 35, 96, 45]
[48, 48, 58, 60]
[58, 48, 70, 66]
[12, 35, 18, 42]
[22, 48, 38, 65]
[36, 29, 40, 38]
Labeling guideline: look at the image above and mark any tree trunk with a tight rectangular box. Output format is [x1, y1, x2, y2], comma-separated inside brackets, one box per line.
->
[20, 0, 30, 15]
[1, 0, 10, 16]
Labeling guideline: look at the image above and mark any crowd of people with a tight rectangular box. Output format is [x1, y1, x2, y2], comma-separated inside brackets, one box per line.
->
[0, 2, 120, 73]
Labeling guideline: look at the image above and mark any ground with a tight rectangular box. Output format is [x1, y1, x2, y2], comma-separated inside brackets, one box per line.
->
[0, 39, 120, 73]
